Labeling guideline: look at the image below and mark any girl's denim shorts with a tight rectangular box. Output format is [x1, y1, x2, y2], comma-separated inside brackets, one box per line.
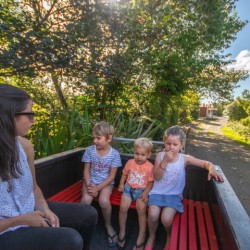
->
[148, 194, 184, 213]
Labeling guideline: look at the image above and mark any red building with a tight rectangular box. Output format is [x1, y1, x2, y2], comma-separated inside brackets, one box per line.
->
[199, 103, 215, 118]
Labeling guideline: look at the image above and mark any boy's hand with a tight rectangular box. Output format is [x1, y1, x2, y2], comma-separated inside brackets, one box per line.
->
[118, 184, 124, 192]
[87, 183, 99, 197]
[140, 192, 148, 203]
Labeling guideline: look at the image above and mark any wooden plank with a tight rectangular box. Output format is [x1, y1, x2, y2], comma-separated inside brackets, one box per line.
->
[188, 199, 197, 250]
[48, 183, 219, 250]
[203, 202, 219, 250]
[179, 199, 187, 250]
[47, 182, 219, 250]
[169, 212, 180, 250]
[196, 201, 209, 250]
[48, 180, 82, 202]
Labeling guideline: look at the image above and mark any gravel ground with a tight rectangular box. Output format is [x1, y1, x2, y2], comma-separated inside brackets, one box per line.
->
[185, 116, 250, 217]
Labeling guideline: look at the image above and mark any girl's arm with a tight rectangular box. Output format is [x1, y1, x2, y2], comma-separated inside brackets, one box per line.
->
[19, 137, 60, 227]
[153, 151, 172, 180]
[184, 154, 224, 182]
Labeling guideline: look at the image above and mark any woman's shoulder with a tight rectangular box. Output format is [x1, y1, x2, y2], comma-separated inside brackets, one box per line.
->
[18, 136, 34, 154]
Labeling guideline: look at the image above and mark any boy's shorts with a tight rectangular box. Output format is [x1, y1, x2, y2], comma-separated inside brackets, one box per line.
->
[123, 183, 145, 202]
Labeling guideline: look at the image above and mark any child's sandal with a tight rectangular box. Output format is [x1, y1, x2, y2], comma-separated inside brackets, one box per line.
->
[134, 241, 145, 250]
[117, 235, 125, 249]
[107, 233, 117, 247]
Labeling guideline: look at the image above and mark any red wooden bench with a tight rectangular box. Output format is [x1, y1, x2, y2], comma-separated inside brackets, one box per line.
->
[47, 180, 136, 209]
[48, 181, 219, 250]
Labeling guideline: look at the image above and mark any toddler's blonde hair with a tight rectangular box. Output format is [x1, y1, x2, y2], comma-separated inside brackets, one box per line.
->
[134, 138, 153, 152]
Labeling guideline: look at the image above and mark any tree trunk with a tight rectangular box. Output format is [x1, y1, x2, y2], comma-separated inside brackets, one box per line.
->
[51, 72, 68, 110]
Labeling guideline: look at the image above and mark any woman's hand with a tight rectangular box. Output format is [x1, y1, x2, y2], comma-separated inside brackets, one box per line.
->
[43, 209, 60, 227]
[19, 211, 51, 227]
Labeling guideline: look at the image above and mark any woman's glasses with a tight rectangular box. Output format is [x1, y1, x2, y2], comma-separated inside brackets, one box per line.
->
[15, 112, 35, 120]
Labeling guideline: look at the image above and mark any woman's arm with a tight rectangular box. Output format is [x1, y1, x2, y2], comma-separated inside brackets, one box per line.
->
[0, 210, 52, 233]
[19, 136, 60, 227]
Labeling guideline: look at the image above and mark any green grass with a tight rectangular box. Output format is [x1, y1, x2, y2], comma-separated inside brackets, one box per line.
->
[221, 126, 250, 148]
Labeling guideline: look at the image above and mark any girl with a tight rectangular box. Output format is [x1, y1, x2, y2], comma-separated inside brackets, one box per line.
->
[145, 125, 224, 250]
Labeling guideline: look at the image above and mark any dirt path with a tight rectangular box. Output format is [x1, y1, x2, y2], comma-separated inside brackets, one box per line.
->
[185, 116, 250, 217]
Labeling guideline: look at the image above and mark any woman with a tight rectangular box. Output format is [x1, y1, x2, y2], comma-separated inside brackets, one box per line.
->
[0, 84, 98, 250]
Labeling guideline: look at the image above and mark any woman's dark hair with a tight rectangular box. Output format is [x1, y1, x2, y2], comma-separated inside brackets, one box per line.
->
[0, 84, 32, 180]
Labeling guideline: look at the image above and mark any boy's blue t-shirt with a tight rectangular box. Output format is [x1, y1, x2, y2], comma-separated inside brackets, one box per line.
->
[82, 145, 122, 185]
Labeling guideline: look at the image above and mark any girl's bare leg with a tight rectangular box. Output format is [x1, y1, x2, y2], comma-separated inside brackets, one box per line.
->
[161, 207, 176, 249]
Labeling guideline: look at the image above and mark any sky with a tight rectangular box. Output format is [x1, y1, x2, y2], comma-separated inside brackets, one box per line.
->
[226, 0, 250, 98]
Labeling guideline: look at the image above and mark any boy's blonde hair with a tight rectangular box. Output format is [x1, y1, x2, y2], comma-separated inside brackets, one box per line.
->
[134, 138, 153, 152]
[92, 121, 115, 138]
[163, 125, 186, 143]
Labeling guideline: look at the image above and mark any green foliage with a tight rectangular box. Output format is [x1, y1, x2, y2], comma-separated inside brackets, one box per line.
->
[0, 0, 247, 103]
[224, 90, 250, 143]
[222, 122, 250, 146]
[213, 103, 225, 116]
[29, 104, 93, 158]
[1, 0, 249, 157]
[105, 112, 163, 154]
[226, 90, 250, 123]
[226, 100, 248, 121]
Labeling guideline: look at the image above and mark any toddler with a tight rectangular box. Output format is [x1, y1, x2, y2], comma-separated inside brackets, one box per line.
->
[118, 138, 154, 250]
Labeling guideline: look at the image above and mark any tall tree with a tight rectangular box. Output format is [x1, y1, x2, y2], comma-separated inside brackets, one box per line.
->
[0, 0, 248, 121]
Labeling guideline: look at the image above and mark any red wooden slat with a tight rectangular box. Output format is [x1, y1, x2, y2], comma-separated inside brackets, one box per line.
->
[203, 202, 219, 250]
[196, 201, 209, 250]
[169, 213, 180, 250]
[48, 180, 82, 202]
[188, 199, 198, 250]
[179, 199, 187, 250]
[47, 182, 219, 250]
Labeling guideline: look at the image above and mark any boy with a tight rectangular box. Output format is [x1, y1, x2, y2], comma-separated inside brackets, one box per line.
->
[81, 121, 122, 247]
[118, 138, 154, 250]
